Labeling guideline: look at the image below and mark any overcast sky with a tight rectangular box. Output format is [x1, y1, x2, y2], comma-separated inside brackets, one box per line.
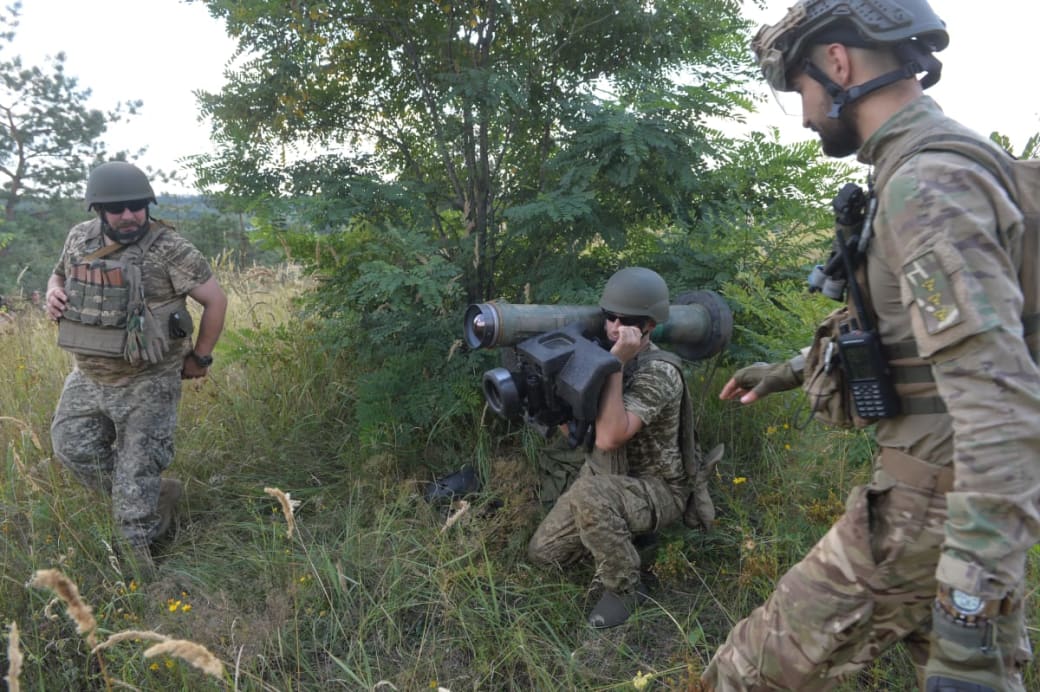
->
[742, 1, 1040, 152]
[8, 0, 1040, 195]
[7, 0, 237, 195]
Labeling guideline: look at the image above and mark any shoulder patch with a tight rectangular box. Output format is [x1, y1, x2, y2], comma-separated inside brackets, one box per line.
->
[903, 250, 963, 334]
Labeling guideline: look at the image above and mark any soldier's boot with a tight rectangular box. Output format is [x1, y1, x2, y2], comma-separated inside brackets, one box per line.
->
[587, 581, 648, 629]
[156, 477, 184, 540]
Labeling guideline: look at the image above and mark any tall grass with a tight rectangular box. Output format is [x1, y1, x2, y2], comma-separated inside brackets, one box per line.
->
[0, 268, 1036, 690]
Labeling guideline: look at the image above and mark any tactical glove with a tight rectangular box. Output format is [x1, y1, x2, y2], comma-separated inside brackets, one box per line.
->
[732, 358, 803, 399]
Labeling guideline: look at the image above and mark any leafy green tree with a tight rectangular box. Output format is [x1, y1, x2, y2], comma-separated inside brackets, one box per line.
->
[194, 0, 769, 294]
[193, 0, 849, 454]
[0, 197, 82, 295]
[0, 2, 141, 221]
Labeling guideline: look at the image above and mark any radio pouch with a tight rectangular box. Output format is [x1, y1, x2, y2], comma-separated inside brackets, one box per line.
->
[802, 306, 875, 429]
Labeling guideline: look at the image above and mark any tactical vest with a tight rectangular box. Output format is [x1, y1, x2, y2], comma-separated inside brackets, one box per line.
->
[58, 221, 188, 364]
[805, 131, 1040, 428]
[630, 349, 722, 530]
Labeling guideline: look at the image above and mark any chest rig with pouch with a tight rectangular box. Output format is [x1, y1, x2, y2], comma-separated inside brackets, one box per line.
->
[58, 222, 190, 364]
[804, 134, 1040, 429]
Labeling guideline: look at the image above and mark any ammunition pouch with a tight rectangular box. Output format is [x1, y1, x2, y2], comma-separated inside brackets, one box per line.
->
[56, 224, 186, 364]
[58, 319, 130, 358]
[59, 297, 187, 362]
[59, 256, 134, 358]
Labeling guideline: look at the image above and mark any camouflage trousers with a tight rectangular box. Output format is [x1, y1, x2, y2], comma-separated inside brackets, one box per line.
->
[527, 465, 684, 594]
[702, 469, 1031, 691]
[51, 368, 182, 549]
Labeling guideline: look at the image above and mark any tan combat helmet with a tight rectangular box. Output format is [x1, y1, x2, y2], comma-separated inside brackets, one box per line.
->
[752, 0, 948, 116]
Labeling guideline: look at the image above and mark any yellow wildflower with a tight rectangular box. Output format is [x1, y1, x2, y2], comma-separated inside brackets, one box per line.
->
[632, 670, 653, 690]
[732, 477, 747, 485]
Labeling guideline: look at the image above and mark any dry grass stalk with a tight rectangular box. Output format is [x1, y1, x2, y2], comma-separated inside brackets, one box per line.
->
[0, 416, 43, 451]
[440, 500, 470, 534]
[92, 630, 169, 653]
[143, 639, 225, 679]
[264, 486, 297, 539]
[29, 569, 97, 647]
[9, 448, 42, 493]
[5, 621, 22, 692]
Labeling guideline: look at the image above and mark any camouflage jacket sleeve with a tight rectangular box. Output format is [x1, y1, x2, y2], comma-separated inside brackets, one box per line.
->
[53, 221, 93, 277]
[877, 151, 1040, 598]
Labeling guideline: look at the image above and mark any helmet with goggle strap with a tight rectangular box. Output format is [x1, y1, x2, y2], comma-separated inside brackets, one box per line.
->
[752, 0, 948, 117]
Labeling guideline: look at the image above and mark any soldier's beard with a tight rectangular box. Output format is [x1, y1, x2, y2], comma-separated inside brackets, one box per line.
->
[101, 216, 150, 245]
[817, 108, 861, 158]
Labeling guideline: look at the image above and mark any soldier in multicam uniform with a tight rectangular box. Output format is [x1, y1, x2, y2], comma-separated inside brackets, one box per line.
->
[44, 161, 228, 578]
[701, 1, 1039, 691]
[527, 267, 690, 628]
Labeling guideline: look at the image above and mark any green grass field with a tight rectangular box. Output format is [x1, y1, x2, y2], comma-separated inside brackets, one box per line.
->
[1, 268, 1036, 690]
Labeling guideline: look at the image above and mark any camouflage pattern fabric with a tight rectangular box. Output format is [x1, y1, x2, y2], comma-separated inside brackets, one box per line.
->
[620, 351, 687, 493]
[528, 346, 685, 594]
[702, 472, 1029, 690]
[527, 472, 683, 594]
[54, 218, 212, 384]
[703, 96, 1038, 689]
[536, 440, 585, 506]
[51, 216, 213, 550]
[864, 99, 1040, 601]
[51, 368, 182, 549]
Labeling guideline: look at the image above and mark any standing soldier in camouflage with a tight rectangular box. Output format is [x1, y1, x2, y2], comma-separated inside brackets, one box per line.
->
[528, 267, 698, 628]
[701, 1, 1038, 690]
[45, 161, 228, 579]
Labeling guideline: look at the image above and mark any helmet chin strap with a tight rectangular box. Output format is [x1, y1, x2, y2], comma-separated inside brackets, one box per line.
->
[803, 44, 943, 118]
[101, 212, 151, 245]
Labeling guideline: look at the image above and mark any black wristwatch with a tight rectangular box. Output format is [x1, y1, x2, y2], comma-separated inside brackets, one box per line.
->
[190, 351, 214, 368]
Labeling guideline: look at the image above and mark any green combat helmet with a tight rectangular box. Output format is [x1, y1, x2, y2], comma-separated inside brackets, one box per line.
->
[599, 267, 670, 324]
[84, 161, 157, 211]
[752, 0, 948, 116]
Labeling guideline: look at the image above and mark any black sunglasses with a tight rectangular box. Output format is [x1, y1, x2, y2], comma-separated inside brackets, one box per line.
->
[100, 199, 149, 215]
[602, 310, 648, 327]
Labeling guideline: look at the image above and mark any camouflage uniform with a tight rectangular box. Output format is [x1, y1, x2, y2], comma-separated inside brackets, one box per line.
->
[704, 96, 1038, 690]
[527, 344, 687, 595]
[51, 219, 212, 549]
